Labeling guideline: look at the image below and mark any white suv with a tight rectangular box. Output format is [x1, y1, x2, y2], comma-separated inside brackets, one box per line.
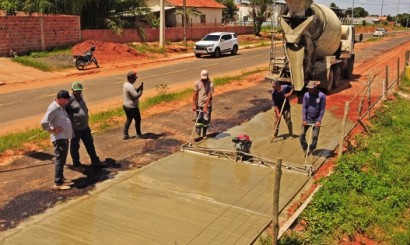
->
[373, 28, 387, 37]
[193, 32, 239, 58]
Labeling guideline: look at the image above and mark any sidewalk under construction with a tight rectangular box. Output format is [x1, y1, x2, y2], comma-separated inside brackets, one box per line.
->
[0, 105, 351, 244]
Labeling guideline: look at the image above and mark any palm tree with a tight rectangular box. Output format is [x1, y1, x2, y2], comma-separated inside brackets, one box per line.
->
[174, 7, 202, 27]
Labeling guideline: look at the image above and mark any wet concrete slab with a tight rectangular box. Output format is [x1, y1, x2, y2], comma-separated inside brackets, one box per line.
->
[0, 104, 352, 244]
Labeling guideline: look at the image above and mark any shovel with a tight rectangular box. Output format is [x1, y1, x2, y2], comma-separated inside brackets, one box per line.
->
[270, 98, 287, 143]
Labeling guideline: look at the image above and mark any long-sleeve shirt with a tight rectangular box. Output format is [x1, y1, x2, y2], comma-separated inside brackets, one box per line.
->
[66, 95, 89, 131]
[302, 91, 326, 123]
[40, 101, 73, 142]
[123, 82, 142, 108]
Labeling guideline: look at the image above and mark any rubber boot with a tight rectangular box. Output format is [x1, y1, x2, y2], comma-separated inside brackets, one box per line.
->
[288, 124, 293, 136]
[202, 127, 208, 139]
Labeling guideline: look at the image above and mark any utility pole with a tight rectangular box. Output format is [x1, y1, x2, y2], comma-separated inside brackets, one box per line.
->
[183, 0, 187, 47]
[160, 0, 165, 48]
[397, 0, 401, 26]
[351, 0, 355, 24]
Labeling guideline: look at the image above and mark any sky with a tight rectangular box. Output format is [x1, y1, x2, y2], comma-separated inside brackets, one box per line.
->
[314, 0, 410, 16]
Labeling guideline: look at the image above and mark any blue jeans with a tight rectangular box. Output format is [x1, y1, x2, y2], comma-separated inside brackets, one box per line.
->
[299, 124, 321, 151]
[70, 126, 99, 165]
[52, 139, 69, 185]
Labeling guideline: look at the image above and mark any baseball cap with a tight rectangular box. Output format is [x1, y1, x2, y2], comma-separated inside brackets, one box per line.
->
[56, 90, 70, 99]
[200, 70, 209, 80]
[127, 70, 138, 79]
[306, 80, 318, 89]
[72, 81, 83, 91]
[271, 80, 280, 86]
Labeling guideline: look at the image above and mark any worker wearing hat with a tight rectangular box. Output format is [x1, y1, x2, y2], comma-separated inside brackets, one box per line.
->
[66, 81, 103, 168]
[122, 71, 144, 140]
[41, 90, 73, 190]
[192, 70, 214, 140]
[271, 80, 294, 138]
[300, 81, 326, 155]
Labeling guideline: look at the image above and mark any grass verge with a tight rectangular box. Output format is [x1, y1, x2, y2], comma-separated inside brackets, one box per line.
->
[11, 47, 73, 71]
[0, 68, 265, 155]
[277, 90, 410, 244]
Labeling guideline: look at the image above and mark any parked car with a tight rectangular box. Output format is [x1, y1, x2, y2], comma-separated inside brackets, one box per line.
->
[193, 32, 239, 58]
[373, 28, 387, 37]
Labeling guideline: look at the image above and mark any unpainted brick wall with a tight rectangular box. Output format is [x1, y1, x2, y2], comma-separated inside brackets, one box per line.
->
[81, 26, 254, 43]
[0, 15, 80, 56]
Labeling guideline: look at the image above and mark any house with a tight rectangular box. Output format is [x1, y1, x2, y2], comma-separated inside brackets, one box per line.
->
[146, 0, 226, 27]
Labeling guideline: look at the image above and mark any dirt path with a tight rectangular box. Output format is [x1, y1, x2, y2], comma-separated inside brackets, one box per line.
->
[0, 34, 409, 234]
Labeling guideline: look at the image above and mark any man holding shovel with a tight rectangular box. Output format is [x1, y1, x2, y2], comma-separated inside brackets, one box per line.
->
[271, 80, 294, 139]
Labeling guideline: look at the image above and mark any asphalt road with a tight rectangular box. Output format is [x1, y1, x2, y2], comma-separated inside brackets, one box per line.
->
[1, 33, 410, 130]
[0, 47, 271, 129]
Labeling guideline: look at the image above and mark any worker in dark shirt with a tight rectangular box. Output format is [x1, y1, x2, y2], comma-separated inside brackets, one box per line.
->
[271, 80, 293, 138]
[66, 82, 103, 168]
[300, 81, 326, 154]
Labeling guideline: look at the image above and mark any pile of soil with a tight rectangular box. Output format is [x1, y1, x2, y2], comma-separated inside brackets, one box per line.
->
[71, 40, 147, 63]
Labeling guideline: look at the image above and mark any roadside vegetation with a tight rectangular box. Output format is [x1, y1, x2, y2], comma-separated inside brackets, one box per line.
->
[272, 77, 410, 244]
[11, 47, 73, 71]
[0, 68, 264, 155]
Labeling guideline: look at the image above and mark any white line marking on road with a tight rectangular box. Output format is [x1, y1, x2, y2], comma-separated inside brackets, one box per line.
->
[200, 63, 219, 68]
[232, 58, 245, 61]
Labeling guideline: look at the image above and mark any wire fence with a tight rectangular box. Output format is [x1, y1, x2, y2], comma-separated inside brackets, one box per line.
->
[337, 51, 410, 158]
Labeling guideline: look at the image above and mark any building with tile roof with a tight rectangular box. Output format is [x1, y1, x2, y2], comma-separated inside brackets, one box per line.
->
[146, 0, 226, 27]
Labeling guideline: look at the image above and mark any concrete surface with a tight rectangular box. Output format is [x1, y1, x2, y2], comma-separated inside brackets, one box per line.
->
[0, 103, 352, 244]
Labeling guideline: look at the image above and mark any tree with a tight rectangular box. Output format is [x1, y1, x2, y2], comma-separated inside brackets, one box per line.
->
[249, 0, 273, 36]
[346, 7, 368, 18]
[329, 2, 345, 18]
[216, 0, 238, 24]
[174, 7, 202, 27]
[0, 0, 20, 15]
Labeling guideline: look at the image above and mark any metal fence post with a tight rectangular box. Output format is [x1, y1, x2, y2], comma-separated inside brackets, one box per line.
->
[338, 102, 350, 158]
[272, 158, 282, 245]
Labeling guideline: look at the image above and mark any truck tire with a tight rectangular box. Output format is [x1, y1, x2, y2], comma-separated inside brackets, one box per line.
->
[332, 65, 342, 88]
[195, 54, 201, 58]
[325, 69, 334, 93]
[342, 58, 354, 79]
[212, 48, 221, 58]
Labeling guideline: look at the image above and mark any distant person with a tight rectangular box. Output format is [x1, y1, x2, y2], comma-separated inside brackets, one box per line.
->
[40, 90, 73, 190]
[66, 82, 103, 168]
[192, 70, 214, 140]
[123, 71, 144, 140]
[300, 81, 326, 155]
[271, 80, 294, 138]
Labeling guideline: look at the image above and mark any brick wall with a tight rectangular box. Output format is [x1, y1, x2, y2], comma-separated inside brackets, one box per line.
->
[81, 26, 254, 43]
[0, 16, 252, 57]
[0, 15, 80, 56]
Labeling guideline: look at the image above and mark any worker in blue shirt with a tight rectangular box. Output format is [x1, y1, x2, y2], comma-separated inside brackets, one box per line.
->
[300, 81, 326, 155]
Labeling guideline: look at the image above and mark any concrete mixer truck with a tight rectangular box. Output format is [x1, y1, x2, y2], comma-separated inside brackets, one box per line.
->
[266, 0, 362, 92]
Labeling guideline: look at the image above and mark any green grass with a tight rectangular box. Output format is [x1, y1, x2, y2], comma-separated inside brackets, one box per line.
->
[278, 94, 410, 244]
[0, 68, 265, 154]
[11, 47, 73, 71]
[128, 43, 165, 54]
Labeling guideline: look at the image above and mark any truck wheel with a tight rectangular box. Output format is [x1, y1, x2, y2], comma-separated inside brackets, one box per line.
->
[231, 45, 238, 55]
[342, 58, 354, 79]
[332, 65, 342, 88]
[195, 54, 201, 58]
[325, 69, 334, 93]
[212, 48, 221, 58]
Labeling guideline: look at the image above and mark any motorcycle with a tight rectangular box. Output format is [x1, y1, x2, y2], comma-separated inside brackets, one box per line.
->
[73, 46, 99, 70]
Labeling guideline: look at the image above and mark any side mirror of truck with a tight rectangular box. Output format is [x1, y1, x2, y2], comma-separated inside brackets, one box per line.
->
[355, 33, 363, 43]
